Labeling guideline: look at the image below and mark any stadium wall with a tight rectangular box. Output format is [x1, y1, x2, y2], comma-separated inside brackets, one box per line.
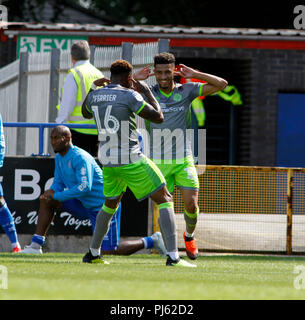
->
[171, 46, 305, 167]
[0, 157, 151, 252]
[1, 25, 305, 254]
[1, 159, 304, 255]
[2, 27, 305, 167]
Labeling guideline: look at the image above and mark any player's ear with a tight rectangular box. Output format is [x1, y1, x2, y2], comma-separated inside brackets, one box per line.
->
[126, 73, 133, 87]
[66, 134, 72, 143]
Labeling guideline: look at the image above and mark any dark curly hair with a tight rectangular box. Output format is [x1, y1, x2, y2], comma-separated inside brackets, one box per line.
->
[154, 52, 175, 66]
[110, 59, 133, 76]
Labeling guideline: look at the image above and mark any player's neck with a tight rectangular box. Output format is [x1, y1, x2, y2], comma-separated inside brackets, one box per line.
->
[159, 82, 175, 95]
[110, 75, 130, 88]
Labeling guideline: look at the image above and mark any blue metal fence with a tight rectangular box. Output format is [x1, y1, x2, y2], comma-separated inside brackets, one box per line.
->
[3, 122, 97, 156]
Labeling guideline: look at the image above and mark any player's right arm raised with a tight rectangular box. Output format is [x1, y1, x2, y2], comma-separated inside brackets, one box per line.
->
[132, 79, 164, 124]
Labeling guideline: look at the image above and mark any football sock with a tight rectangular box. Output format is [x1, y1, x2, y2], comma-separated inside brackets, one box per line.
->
[0, 202, 19, 245]
[31, 234, 45, 247]
[142, 236, 154, 249]
[158, 202, 178, 254]
[90, 248, 100, 256]
[11, 242, 20, 249]
[184, 207, 199, 235]
[185, 231, 194, 239]
[90, 204, 117, 251]
[168, 251, 180, 261]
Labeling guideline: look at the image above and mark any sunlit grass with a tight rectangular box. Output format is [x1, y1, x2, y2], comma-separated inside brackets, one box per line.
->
[0, 253, 305, 300]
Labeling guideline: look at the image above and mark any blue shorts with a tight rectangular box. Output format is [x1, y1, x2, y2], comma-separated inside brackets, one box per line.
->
[61, 199, 121, 251]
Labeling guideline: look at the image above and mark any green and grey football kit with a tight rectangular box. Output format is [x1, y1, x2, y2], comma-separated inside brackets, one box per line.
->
[146, 82, 204, 193]
[85, 84, 181, 261]
[84, 84, 165, 200]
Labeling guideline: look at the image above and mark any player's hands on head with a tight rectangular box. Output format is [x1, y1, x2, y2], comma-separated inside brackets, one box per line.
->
[133, 67, 154, 81]
[174, 64, 197, 79]
[94, 77, 110, 87]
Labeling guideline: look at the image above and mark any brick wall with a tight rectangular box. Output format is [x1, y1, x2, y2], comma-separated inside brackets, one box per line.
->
[171, 46, 305, 166]
[1, 39, 305, 166]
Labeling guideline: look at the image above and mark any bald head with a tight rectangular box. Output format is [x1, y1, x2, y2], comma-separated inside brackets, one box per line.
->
[51, 125, 72, 138]
[50, 126, 72, 155]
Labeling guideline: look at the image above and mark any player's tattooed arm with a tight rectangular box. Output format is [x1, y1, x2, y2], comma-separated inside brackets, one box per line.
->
[133, 67, 153, 81]
[82, 78, 111, 119]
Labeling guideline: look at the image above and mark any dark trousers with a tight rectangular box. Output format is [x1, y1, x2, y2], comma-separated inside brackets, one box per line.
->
[71, 129, 98, 157]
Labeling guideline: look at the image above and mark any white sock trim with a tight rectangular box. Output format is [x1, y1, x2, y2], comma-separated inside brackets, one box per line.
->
[11, 242, 20, 249]
[168, 251, 179, 261]
[90, 247, 100, 257]
[142, 237, 148, 249]
[185, 231, 194, 238]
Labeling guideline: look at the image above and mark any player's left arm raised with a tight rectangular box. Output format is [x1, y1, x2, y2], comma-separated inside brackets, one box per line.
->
[82, 78, 111, 119]
[175, 64, 228, 96]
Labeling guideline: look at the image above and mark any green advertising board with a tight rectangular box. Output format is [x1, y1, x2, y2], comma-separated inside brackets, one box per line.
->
[17, 35, 88, 57]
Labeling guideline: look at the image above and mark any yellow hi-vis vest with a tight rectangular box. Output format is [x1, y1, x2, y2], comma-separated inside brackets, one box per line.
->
[57, 62, 104, 135]
[191, 98, 206, 127]
[217, 85, 243, 106]
[191, 85, 242, 127]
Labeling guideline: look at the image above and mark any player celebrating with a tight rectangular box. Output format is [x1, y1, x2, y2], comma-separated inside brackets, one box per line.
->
[0, 113, 21, 252]
[134, 53, 228, 259]
[21, 126, 166, 257]
[82, 59, 196, 267]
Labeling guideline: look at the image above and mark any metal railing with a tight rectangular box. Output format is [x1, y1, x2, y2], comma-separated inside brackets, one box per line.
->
[3, 122, 97, 156]
[0, 40, 166, 156]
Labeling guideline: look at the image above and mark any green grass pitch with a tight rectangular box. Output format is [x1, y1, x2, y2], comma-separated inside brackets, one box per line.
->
[1, 253, 305, 300]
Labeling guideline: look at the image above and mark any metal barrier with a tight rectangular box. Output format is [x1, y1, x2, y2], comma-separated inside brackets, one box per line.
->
[0, 41, 165, 156]
[3, 122, 96, 156]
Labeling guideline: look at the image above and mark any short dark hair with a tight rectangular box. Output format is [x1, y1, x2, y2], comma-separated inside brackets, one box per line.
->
[110, 59, 133, 76]
[154, 52, 175, 66]
[71, 40, 90, 61]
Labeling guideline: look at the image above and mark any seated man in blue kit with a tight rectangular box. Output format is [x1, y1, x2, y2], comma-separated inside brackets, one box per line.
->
[21, 125, 166, 256]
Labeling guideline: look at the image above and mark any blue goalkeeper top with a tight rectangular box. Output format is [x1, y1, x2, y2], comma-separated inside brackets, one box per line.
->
[51, 144, 104, 210]
[0, 114, 5, 168]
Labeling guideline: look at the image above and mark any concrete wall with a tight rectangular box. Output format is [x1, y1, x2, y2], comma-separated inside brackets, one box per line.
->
[0, 234, 151, 254]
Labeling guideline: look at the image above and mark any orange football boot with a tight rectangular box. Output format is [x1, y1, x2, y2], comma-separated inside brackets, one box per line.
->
[183, 232, 198, 260]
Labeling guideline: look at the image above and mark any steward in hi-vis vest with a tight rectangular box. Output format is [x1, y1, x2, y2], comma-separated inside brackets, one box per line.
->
[180, 75, 242, 127]
[55, 40, 104, 156]
[57, 62, 104, 135]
